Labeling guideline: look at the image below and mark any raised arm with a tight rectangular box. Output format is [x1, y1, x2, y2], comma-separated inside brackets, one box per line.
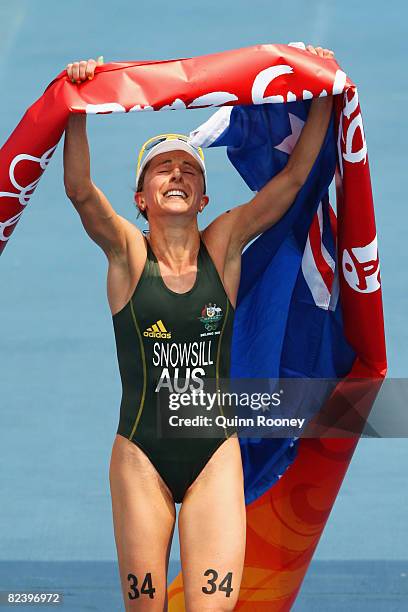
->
[63, 59, 130, 260]
[206, 45, 336, 255]
[235, 94, 333, 244]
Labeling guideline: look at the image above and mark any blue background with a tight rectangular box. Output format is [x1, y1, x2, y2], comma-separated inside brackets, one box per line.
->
[0, 0, 407, 609]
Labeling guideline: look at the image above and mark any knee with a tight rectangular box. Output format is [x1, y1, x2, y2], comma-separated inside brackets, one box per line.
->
[185, 600, 236, 612]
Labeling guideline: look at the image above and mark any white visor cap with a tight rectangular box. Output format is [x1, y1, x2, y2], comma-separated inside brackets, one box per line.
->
[136, 139, 207, 192]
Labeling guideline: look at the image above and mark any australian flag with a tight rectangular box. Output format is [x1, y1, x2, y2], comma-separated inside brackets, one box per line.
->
[190, 101, 356, 504]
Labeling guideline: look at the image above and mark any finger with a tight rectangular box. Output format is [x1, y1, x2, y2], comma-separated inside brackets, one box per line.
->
[306, 45, 318, 55]
[71, 61, 80, 82]
[66, 63, 73, 80]
[324, 49, 335, 59]
[78, 60, 88, 81]
[315, 46, 324, 57]
[85, 58, 97, 80]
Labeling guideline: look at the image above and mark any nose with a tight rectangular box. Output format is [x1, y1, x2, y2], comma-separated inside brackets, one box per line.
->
[170, 165, 183, 180]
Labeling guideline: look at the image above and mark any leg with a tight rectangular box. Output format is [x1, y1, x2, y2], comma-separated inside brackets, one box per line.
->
[110, 435, 176, 611]
[178, 436, 246, 612]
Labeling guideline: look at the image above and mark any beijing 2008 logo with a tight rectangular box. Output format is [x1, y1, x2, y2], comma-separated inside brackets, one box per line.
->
[199, 303, 223, 331]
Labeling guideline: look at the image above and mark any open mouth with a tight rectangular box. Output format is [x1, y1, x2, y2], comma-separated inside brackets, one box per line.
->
[163, 189, 188, 199]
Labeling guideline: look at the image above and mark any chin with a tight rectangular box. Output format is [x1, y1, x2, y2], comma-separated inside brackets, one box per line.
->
[162, 202, 192, 215]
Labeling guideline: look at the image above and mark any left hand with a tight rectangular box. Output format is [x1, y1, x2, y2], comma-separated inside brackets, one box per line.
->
[305, 45, 335, 60]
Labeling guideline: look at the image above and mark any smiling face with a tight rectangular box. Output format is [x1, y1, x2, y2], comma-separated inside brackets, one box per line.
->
[134, 151, 209, 220]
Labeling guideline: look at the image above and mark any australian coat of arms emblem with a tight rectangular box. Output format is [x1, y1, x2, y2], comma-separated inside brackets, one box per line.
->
[199, 303, 223, 331]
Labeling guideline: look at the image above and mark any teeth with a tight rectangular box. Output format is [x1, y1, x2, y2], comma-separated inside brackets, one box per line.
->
[164, 190, 187, 198]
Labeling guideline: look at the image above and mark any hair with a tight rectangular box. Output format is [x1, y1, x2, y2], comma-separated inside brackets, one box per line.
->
[134, 163, 150, 221]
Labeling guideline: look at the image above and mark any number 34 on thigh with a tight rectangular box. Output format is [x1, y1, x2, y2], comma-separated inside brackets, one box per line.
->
[127, 572, 156, 601]
[202, 568, 234, 598]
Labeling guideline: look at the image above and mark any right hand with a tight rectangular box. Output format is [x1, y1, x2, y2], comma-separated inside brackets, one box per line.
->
[66, 56, 103, 84]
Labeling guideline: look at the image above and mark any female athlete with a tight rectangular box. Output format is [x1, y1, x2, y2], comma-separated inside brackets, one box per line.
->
[64, 44, 334, 611]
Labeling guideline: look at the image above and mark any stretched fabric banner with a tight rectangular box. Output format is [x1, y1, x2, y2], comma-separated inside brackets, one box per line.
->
[0, 44, 386, 609]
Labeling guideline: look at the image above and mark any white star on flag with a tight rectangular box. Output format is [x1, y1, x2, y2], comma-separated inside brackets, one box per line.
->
[274, 113, 305, 155]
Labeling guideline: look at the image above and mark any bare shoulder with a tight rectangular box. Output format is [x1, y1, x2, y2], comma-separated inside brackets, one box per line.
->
[201, 205, 244, 265]
[201, 206, 246, 308]
[110, 215, 146, 272]
[107, 216, 148, 316]
[117, 214, 142, 238]
[116, 215, 145, 256]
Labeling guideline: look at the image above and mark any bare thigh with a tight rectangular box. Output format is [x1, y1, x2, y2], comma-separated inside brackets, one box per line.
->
[178, 436, 246, 612]
[109, 435, 176, 612]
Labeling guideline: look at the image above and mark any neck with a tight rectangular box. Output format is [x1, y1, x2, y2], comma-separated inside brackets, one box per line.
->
[146, 215, 201, 270]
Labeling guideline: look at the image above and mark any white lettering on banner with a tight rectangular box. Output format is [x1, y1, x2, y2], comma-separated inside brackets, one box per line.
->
[337, 97, 345, 178]
[337, 88, 367, 175]
[80, 62, 347, 117]
[85, 103, 126, 114]
[333, 70, 347, 95]
[342, 235, 381, 293]
[0, 145, 57, 207]
[288, 41, 306, 50]
[129, 104, 154, 112]
[343, 112, 367, 165]
[252, 65, 294, 104]
[343, 88, 359, 119]
[188, 92, 238, 108]
[0, 211, 24, 241]
[159, 98, 187, 111]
